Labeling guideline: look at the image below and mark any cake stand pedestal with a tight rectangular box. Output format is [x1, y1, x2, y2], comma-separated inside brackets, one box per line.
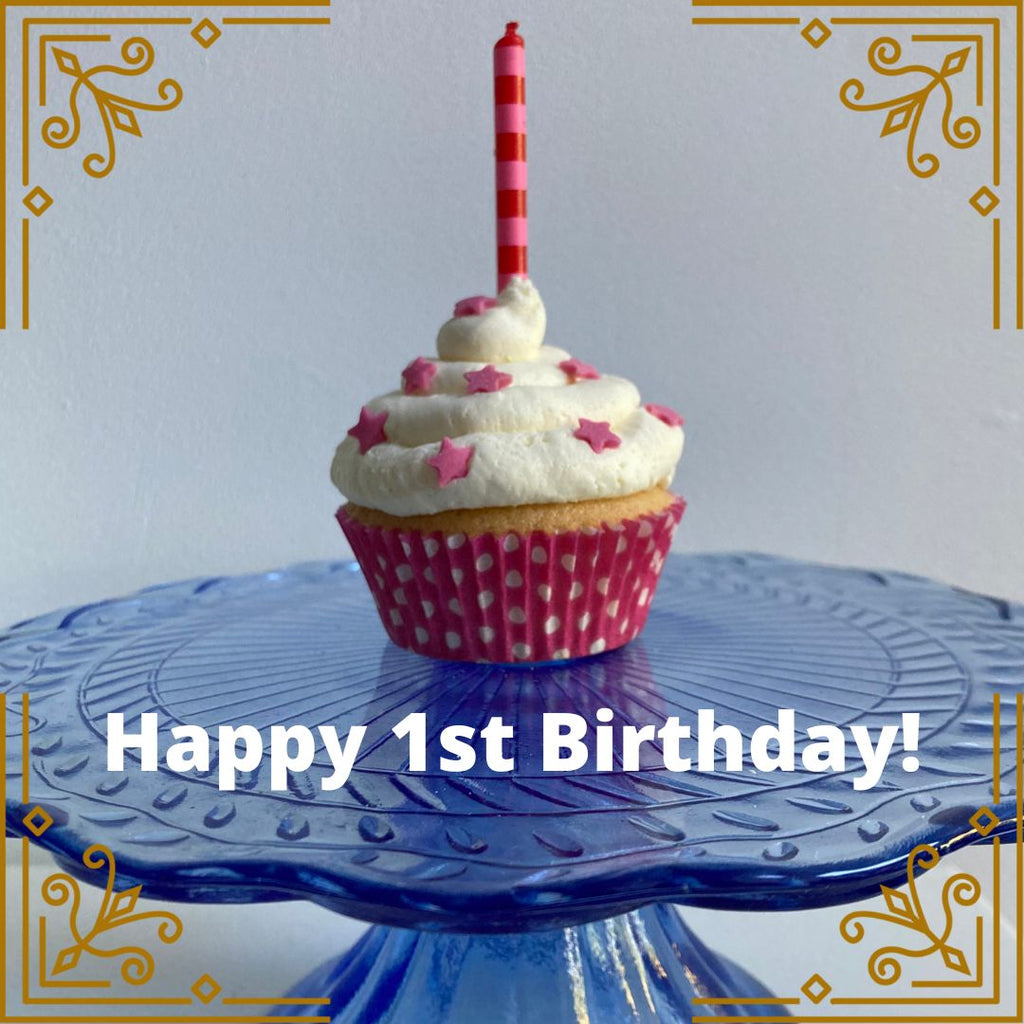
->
[4, 554, 1022, 1023]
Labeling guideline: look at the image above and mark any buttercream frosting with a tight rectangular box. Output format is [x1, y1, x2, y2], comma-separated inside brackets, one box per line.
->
[331, 278, 684, 517]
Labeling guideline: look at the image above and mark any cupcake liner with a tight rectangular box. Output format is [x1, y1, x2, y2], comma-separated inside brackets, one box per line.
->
[336, 496, 685, 664]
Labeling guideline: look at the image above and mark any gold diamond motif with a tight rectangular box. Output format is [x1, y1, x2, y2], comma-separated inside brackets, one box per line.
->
[941, 943, 971, 974]
[969, 186, 1000, 217]
[110, 885, 142, 919]
[881, 100, 917, 137]
[23, 186, 54, 218]
[54, 945, 82, 974]
[23, 805, 54, 836]
[881, 884, 916, 921]
[969, 805, 1000, 836]
[191, 18, 222, 49]
[941, 47, 971, 78]
[53, 48, 81, 76]
[801, 973, 832, 1004]
[191, 974, 221, 1004]
[801, 19, 831, 49]
[109, 103, 141, 137]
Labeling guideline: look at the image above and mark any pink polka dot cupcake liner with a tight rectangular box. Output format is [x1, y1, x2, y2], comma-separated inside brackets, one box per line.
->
[336, 496, 686, 664]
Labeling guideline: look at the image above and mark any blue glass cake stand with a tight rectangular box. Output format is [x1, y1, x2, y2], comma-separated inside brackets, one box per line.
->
[3, 553, 1022, 1022]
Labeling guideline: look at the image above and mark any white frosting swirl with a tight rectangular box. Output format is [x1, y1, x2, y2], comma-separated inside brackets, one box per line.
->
[331, 279, 684, 516]
[436, 276, 546, 362]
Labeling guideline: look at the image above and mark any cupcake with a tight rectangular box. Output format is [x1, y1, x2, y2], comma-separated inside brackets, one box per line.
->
[331, 276, 686, 663]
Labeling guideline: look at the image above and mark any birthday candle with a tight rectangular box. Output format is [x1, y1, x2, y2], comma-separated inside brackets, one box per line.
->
[494, 21, 527, 293]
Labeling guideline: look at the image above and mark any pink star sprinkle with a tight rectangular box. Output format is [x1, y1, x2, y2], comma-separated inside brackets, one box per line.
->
[453, 295, 498, 318]
[427, 437, 474, 487]
[402, 356, 437, 395]
[559, 358, 601, 383]
[644, 403, 685, 427]
[347, 406, 389, 454]
[464, 364, 513, 394]
[574, 418, 621, 453]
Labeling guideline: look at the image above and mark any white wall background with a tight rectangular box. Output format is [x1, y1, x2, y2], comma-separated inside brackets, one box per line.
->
[2, 0, 1022, 625]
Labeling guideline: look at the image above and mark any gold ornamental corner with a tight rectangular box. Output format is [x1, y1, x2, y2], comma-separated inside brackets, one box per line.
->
[839, 843, 981, 985]
[1, 5, 332, 332]
[41, 37, 183, 181]
[693, 4, 1014, 331]
[40, 844, 183, 986]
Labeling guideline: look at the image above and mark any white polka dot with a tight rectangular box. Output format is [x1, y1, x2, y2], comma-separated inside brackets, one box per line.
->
[506, 571, 523, 588]
[607, 600, 620, 617]
[476, 553, 494, 571]
[583, 526, 599, 536]
[561, 554, 577, 571]
[590, 638, 607, 654]
[424, 538, 440, 557]
[544, 616, 560, 634]
[447, 533, 466, 549]
[393, 588, 407, 605]
[448, 598, 463, 616]
[512, 642, 531, 659]
[377, 555, 388, 569]
[570, 582, 583, 599]
[537, 584, 552, 601]
[396, 564, 414, 582]
[632, 579, 640, 592]
[638, 520, 653, 538]
[400, 541, 412, 556]
[451, 569, 464, 584]
[619, 619, 629, 633]
[421, 600, 435, 618]
[479, 626, 495, 642]
[478, 591, 495, 609]
[445, 631, 462, 650]
[553, 648, 570, 659]
[374, 573, 385, 588]
[646, 540, 656, 554]
[415, 627, 429, 643]
[639, 588, 650, 605]
[424, 567, 435, 583]
[389, 608, 403, 625]
[503, 535, 520, 552]
[616, 537, 628, 554]
[596, 577, 610, 595]
[532, 546, 547, 564]
[509, 607, 526, 624]
[577, 612, 592, 630]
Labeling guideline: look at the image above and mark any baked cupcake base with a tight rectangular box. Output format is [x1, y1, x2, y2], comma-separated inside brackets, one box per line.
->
[337, 488, 685, 664]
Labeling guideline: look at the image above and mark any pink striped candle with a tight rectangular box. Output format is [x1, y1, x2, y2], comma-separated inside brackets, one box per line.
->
[494, 21, 527, 293]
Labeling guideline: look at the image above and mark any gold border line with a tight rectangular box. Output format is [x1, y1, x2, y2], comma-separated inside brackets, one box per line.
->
[10, 698, 333, 1020]
[6, 7, 333, 330]
[693, 7, 1015, 329]
[692, 691, 1022, 1022]
[20, 221, 27, 330]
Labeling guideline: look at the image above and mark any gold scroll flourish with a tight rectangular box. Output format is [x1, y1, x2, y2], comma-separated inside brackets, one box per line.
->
[41, 842, 183, 985]
[839, 843, 981, 985]
[840, 37, 980, 179]
[41, 36, 182, 180]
